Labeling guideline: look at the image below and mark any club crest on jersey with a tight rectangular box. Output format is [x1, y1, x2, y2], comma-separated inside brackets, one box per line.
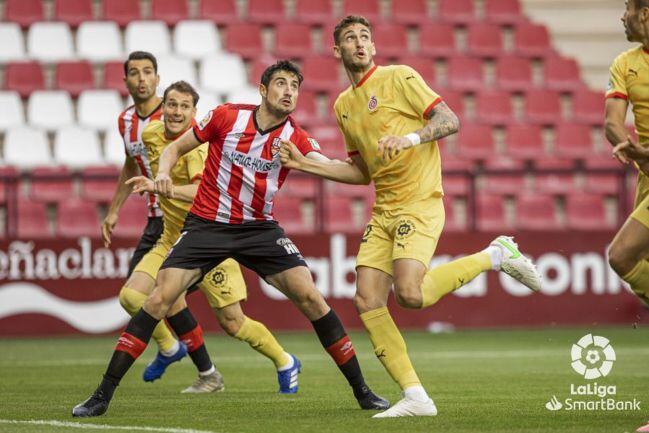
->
[271, 137, 282, 157]
[368, 95, 378, 112]
[307, 138, 321, 151]
[198, 110, 213, 130]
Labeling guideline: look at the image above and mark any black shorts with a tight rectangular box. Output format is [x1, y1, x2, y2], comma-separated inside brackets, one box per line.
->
[160, 212, 307, 279]
[127, 216, 163, 277]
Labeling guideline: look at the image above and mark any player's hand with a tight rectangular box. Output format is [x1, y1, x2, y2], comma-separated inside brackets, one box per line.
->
[125, 176, 154, 195]
[101, 212, 117, 248]
[279, 140, 304, 169]
[638, 159, 649, 177]
[378, 135, 412, 160]
[612, 136, 649, 164]
[154, 172, 173, 198]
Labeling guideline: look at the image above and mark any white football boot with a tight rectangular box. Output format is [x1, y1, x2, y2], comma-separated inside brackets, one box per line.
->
[372, 395, 438, 418]
[490, 236, 542, 292]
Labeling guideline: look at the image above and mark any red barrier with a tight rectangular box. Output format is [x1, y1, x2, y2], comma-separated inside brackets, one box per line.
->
[0, 232, 645, 336]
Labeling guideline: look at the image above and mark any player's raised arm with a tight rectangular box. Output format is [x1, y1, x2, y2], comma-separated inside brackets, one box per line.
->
[605, 97, 633, 163]
[156, 128, 201, 196]
[102, 154, 139, 247]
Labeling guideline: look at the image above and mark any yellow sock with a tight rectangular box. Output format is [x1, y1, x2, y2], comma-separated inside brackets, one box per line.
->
[421, 252, 491, 308]
[622, 260, 649, 306]
[359, 307, 420, 390]
[118, 286, 177, 353]
[234, 316, 290, 369]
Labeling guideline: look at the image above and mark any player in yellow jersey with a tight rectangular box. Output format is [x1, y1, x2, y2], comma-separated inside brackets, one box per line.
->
[279, 15, 542, 418]
[124, 81, 301, 394]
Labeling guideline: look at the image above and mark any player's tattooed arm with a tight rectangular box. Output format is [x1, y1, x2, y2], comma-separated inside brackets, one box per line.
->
[415, 101, 460, 142]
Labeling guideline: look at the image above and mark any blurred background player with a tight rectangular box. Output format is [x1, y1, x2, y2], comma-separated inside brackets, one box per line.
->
[279, 15, 542, 418]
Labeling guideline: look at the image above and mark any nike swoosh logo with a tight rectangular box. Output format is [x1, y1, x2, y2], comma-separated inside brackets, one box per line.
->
[497, 239, 521, 259]
[405, 75, 415, 80]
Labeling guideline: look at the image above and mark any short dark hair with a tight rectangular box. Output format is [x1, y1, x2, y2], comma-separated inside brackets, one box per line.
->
[260, 60, 303, 88]
[123, 51, 158, 76]
[636, 0, 649, 8]
[333, 15, 372, 45]
[163, 81, 199, 107]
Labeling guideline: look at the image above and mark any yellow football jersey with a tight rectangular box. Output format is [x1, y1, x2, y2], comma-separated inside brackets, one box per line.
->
[141, 120, 207, 245]
[607, 46, 649, 142]
[333, 65, 443, 211]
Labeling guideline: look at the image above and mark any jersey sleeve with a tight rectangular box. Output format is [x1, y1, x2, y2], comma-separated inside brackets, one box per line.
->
[394, 65, 442, 119]
[184, 143, 208, 184]
[193, 104, 228, 143]
[333, 98, 359, 156]
[606, 53, 628, 100]
[293, 129, 322, 156]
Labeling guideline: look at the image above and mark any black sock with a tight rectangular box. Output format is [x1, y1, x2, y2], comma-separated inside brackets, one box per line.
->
[311, 309, 367, 398]
[167, 308, 213, 373]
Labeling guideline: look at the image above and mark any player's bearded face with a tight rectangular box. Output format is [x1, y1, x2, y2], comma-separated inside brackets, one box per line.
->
[622, 2, 649, 42]
[124, 59, 160, 103]
[162, 90, 196, 137]
[335, 24, 375, 71]
[261, 72, 299, 117]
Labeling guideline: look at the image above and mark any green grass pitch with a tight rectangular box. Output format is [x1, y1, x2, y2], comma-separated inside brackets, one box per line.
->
[1, 327, 648, 433]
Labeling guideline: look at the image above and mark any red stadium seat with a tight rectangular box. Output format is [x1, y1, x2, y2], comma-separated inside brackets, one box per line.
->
[573, 90, 606, 125]
[524, 89, 562, 125]
[553, 123, 593, 159]
[392, 0, 429, 26]
[80, 166, 120, 203]
[372, 23, 408, 58]
[55, 61, 95, 98]
[273, 23, 313, 59]
[476, 195, 509, 231]
[474, 90, 513, 126]
[481, 173, 526, 195]
[225, 23, 263, 60]
[439, 89, 465, 119]
[112, 196, 148, 238]
[456, 124, 495, 161]
[437, 0, 475, 24]
[17, 199, 53, 238]
[278, 175, 319, 200]
[447, 56, 484, 91]
[151, 0, 189, 26]
[495, 55, 534, 92]
[395, 55, 436, 85]
[466, 23, 504, 58]
[293, 90, 319, 126]
[103, 0, 142, 27]
[484, 0, 524, 25]
[514, 21, 552, 58]
[247, 0, 287, 24]
[534, 173, 577, 195]
[5, 61, 45, 98]
[199, 0, 238, 25]
[294, 0, 332, 25]
[418, 23, 456, 58]
[566, 194, 612, 230]
[443, 196, 464, 232]
[505, 124, 545, 160]
[103, 61, 128, 97]
[301, 56, 343, 93]
[54, 0, 94, 28]
[325, 181, 374, 200]
[342, 0, 381, 23]
[0, 167, 19, 205]
[443, 175, 471, 196]
[57, 199, 100, 238]
[584, 173, 621, 195]
[5, 0, 44, 29]
[544, 55, 583, 92]
[30, 166, 74, 204]
[273, 197, 311, 235]
[515, 194, 560, 230]
[324, 196, 358, 233]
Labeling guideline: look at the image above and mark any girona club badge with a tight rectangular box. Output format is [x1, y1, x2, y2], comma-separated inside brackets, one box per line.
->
[271, 137, 282, 157]
[368, 95, 378, 112]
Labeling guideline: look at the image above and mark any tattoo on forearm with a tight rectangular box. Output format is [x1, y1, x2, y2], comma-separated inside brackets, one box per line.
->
[415, 102, 460, 142]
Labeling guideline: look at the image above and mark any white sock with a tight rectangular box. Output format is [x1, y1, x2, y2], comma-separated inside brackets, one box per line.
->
[160, 340, 180, 357]
[482, 245, 503, 270]
[404, 385, 430, 403]
[277, 353, 294, 372]
[199, 365, 216, 376]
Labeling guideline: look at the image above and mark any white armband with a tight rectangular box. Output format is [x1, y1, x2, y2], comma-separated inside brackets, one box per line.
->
[404, 132, 421, 146]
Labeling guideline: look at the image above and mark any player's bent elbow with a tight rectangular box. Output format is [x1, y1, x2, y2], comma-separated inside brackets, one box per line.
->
[607, 244, 634, 277]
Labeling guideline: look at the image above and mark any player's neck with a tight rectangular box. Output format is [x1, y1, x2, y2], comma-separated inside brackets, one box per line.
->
[135, 96, 162, 118]
[255, 104, 288, 132]
[346, 62, 376, 88]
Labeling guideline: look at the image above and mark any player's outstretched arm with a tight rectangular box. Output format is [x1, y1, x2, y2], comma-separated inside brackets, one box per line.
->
[157, 129, 201, 196]
[280, 140, 370, 185]
[127, 175, 199, 203]
[102, 155, 139, 247]
[605, 97, 636, 164]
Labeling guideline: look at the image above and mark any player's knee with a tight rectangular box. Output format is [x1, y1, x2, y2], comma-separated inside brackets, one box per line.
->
[118, 286, 130, 310]
[294, 290, 328, 318]
[353, 291, 384, 313]
[394, 282, 423, 309]
[144, 289, 171, 318]
[216, 310, 244, 336]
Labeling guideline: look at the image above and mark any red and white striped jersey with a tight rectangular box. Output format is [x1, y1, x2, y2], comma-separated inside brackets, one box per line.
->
[191, 104, 321, 224]
[117, 103, 163, 218]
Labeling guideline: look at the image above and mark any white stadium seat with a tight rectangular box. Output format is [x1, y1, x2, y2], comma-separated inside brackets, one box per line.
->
[27, 22, 74, 62]
[77, 90, 123, 131]
[0, 23, 25, 62]
[54, 127, 104, 168]
[199, 53, 248, 95]
[27, 91, 74, 130]
[195, 89, 221, 121]
[174, 20, 221, 60]
[103, 128, 126, 166]
[157, 55, 198, 91]
[77, 21, 123, 62]
[125, 21, 171, 57]
[227, 86, 262, 105]
[4, 128, 52, 168]
[0, 92, 25, 129]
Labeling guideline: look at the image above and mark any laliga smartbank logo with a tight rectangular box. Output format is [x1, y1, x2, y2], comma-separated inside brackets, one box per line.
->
[545, 334, 640, 412]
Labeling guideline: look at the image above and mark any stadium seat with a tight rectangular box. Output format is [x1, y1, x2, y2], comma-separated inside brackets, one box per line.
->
[27, 91, 74, 130]
[514, 21, 552, 58]
[566, 194, 611, 230]
[227, 86, 262, 105]
[443, 175, 471, 196]
[174, 21, 221, 60]
[447, 56, 484, 91]
[77, 21, 123, 62]
[199, 53, 248, 95]
[0, 167, 19, 205]
[0, 23, 26, 62]
[77, 90, 123, 131]
[54, 127, 104, 168]
[5, 0, 44, 29]
[27, 22, 75, 62]
[418, 23, 457, 58]
[195, 88, 221, 120]
[437, 0, 475, 24]
[80, 166, 120, 203]
[534, 173, 577, 195]
[442, 195, 464, 232]
[474, 90, 513, 126]
[103, 0, 142, 27]
[455, 124, 495, 161]
[4, 128, 52, 168]
[16, 199, 52, 238]
[272, 197, 311, 235]
[476, 195, 509, 231]
[198, 0, 238, 25]
[4, 61, 45, 98]
[342, 0, 381, 23]
[572, 90, 605, 125]
[280, 176, 319, 200]
[466, 23, 504, 58]
[324, 196, 359, 233]
[151, 0, 189, 26]
[302, 56, 343, 93]
[112, 195, 148, 237]
[54, 0, 93, 28]
[294, 0, 332, 25]
[553, 123, 593, 159]
[55, 61, 95, 98]
[29, 166, 74, 204]
[504, 124, 545, 160]
[247, 0, 287, 24]
[438, 89, 465, 119]
[103, 61, 128, 96]
[324, 180, 373, 200]
[156, 55, 198, 90]
[395, 56, 436, 85]
[495, 55, 534, 92]
[372, 23, 408, 58]
[391, 0, 429, 25]
[515, 194, 561, 230]
[224, 23, 263, 60]
[0, 92, 25, 129]
[544, 55, 584, 92]
[125, 21, 171, 56]
[273, 23, 313, 59]
[481, 173, 526, 195]
[584, 173, 620, 195]
[484, 0, 524, 25]
[524, 89, 562, 125]
[103, 128, 127, 166]
[292, 90, 319, 126]
[57, 198, 100, 238]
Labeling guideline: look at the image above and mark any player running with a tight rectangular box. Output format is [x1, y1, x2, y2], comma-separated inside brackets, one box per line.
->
[71, 60, 388, 418]
[279, 15, 542, 418]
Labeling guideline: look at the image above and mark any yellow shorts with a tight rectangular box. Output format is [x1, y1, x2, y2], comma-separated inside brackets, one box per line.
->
[631, 172, 649, 229]
[133, 240, 247, 310]
[356, 198, 445, 276]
